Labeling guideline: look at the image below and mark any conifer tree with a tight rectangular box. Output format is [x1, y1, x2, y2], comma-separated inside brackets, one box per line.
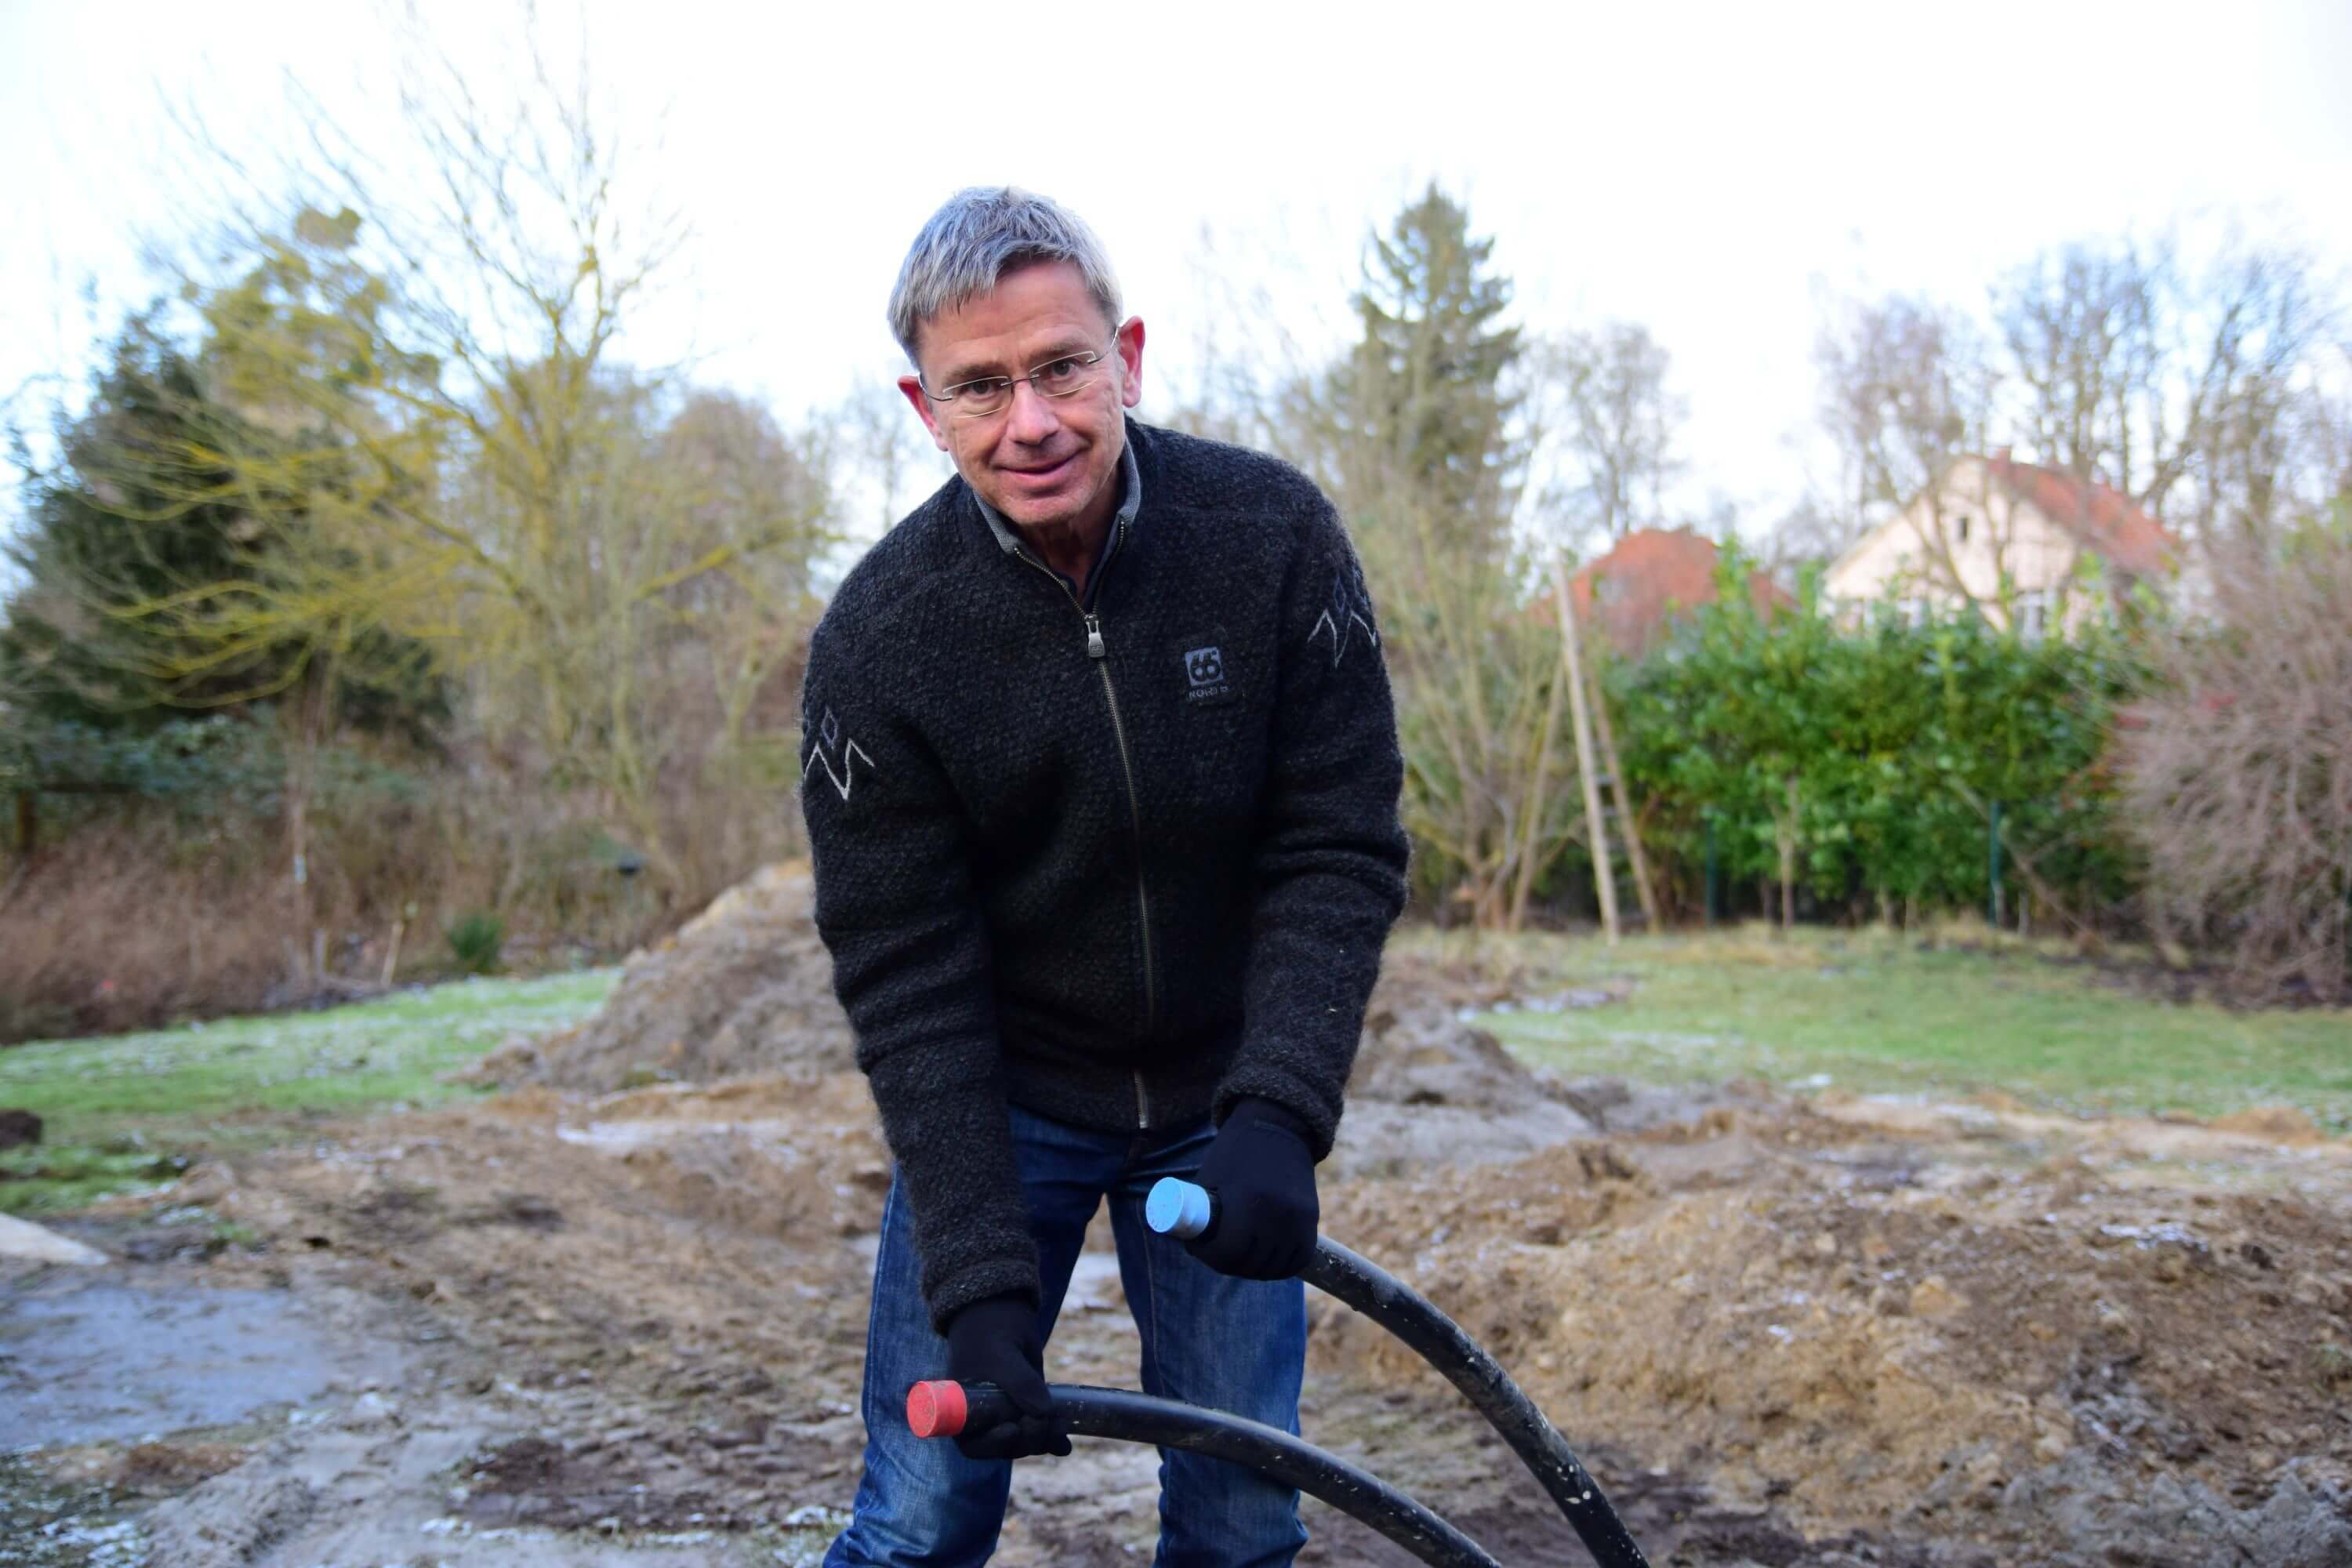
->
[1, 315, 445, 742]
[1315, 188, 1570, 927]
[1335, 184, 1525, 558]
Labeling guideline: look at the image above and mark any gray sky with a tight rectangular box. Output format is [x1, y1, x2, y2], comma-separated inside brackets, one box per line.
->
[7, 0, 2351, 543]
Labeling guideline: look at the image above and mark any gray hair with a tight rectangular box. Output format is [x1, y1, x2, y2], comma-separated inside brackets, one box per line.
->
[887, 187, 1122, 367]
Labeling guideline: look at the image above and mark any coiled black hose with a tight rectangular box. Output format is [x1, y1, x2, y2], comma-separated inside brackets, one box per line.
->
[909, 1379, 1502, 1568]
[1150, 1178, 1651, 1568]
[1307, 1235, 1651, 1567]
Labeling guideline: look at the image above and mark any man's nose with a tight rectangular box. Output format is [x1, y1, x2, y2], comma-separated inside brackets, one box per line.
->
[1004, 379, 1061, 443]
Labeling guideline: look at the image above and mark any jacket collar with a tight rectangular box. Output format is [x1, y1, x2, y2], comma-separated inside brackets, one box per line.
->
[971, 430, 1144, 559]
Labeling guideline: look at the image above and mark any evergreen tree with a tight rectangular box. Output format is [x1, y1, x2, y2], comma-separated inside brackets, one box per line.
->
[1314, 188, 1564, 926]
[1336, 184, 1525, 557]
[1, 315, 448, 753]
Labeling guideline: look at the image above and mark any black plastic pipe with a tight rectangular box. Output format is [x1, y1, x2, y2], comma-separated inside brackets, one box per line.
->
[1149, 1178, 1652, 1568]
[909, 1379, 1502, 1568]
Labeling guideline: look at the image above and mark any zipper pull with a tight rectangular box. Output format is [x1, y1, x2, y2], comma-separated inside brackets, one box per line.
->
[1084, 614, 1105, 659]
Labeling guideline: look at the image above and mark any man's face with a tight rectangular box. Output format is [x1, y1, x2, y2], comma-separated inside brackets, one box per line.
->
[899, 260, 1145, 535]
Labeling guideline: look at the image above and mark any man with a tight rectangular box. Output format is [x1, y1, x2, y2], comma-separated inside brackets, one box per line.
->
[803, 187, 1407, 1567]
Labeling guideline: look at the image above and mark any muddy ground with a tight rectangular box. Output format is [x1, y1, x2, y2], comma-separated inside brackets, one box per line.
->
[7, 884, 2352, 1566]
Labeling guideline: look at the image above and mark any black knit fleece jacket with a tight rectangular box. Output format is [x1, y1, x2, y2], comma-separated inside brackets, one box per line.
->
[799, 419, 1408, 1329]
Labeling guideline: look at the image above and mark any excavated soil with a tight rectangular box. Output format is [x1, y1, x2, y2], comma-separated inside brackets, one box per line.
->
[480, 865, 855, 1092]
[9, 869, 2352, 1566]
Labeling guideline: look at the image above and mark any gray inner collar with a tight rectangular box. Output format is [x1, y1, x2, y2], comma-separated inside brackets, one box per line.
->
[975, 439, 1143, 557]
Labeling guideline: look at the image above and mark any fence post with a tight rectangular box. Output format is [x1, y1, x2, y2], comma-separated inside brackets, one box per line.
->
[1704, 814, 1720, 928]
[1987, 800, 2004, 929]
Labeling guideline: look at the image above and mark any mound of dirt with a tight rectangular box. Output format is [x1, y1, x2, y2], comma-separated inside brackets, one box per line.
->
[1332, 964, 1599, 1175]
[495, 864, 855, 1092]
[491, 863, 1617, 1178]
[2211, 1104, 2330, 1145]
[143, 1470, 314, 1568]
[1319, 1097, 2352, 1565]
[1334, 957, 1776, 1173]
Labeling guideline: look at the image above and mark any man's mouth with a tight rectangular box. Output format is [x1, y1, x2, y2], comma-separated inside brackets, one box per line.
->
[1003, 453, 1076, 485]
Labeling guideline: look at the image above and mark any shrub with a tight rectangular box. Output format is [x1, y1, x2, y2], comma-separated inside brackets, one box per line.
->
[2121, 525, 2352, 1002]
[0, 813, 299, 1043]
[0, 732, 725, 1043]
[1610, 557, 2139, 930]
[444, 910, 506, 976]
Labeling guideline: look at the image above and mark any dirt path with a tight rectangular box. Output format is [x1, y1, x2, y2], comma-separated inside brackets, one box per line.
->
[10, 905, 2352, 1566]
[9, 1053, 2351, 1566]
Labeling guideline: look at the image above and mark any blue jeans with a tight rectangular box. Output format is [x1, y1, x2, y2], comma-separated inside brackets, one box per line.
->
[825, 1104, 1309, 1567]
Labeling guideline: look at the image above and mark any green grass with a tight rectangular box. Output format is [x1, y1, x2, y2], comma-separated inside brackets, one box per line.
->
[0, 970, 615, 1214]
[5, 920, 2344, 1218]
[1405, 923, 2352, 1133]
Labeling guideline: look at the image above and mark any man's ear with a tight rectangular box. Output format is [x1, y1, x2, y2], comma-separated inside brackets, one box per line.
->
[898, 375, 951, 452]
[1114, 316, 1146, 411]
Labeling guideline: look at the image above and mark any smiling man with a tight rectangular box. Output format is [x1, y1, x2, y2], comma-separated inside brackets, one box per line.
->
[801, 187, 1407, 1566]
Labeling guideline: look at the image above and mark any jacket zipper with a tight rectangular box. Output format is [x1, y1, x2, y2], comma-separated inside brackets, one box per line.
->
[1009, 521, 1159, 1123]
[1092, 647, 1158, 1040]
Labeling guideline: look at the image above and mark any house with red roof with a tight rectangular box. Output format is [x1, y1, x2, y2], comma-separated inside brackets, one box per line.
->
[1543, 528, 1791, 659]
[1823, 452, 2176, 638]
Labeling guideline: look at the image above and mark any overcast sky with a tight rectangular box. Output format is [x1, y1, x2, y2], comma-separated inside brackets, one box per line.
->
[7, 0, 2352, 546]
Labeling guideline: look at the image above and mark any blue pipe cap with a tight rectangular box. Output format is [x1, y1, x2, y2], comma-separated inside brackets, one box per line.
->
[1146, 1177, 1213, 1240]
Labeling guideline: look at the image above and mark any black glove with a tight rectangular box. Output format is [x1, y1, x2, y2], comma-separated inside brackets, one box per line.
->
[1185, 1098, 1320, 1279]
[942, 1294, 1070, 1461]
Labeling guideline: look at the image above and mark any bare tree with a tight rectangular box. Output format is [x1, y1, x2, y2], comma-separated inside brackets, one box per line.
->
[2125, 523, 2352, 1001]
[1156, 222, 1321, 452]
[826, 376, 938, 543]
[1993, 238, 2172, 502]
[135, 9, 833, 906]
[1991, 234, 2343, 541]
[655, 388, 833, 749]
[1816, 228, 2347, 627]
[1813, 291, 2024, 617]
[1760, 494, 1862, 576]
[1530, 322, 1687, 546]
[2172, 244, 2345, 542]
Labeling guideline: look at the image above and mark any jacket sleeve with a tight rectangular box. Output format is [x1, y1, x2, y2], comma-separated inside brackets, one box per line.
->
[1214, 494, 1410, 1156]
[799, 619, 1039, 1329]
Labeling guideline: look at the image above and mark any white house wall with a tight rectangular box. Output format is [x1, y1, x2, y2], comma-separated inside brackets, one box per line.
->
[1824, 458, 2087, 630]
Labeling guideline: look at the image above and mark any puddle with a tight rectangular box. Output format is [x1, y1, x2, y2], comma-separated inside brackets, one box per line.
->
[554, 1117, 803, 1154]
[0, 1276, 408, 1449]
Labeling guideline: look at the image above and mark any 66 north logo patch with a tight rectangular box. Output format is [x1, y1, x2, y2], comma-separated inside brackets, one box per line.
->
[1182, 644, 1234, 706]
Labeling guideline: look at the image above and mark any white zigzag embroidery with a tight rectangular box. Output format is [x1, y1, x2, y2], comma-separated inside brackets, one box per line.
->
[805, 735, 874, 801]
[1307, 606, 1378, 668]
[805, 708, 874, 801]
[1308, 568, 1379, 668]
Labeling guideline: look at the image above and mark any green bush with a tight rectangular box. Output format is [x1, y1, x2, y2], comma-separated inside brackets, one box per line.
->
[1608, 554, 2141, 927]
[444, 910, 505, 975]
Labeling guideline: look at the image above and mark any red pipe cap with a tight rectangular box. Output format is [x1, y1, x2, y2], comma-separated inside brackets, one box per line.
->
[907, 1379, 967, 1439]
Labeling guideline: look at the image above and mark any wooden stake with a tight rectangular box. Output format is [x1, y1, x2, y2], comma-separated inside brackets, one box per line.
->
[381, 916, 405, 989]
[1507, 648, 1565, 932]
[1552, 558, 1619, 945]
[1584, 644, 1660, 931]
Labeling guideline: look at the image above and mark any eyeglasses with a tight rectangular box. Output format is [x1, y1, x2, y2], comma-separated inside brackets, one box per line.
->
[923, 350, 1108, 419]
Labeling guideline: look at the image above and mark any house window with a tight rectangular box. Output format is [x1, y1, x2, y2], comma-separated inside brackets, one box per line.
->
[2016, 591, 2049, 643]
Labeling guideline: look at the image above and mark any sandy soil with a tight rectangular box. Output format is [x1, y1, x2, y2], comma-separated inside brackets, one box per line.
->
[7, 888, 2351, 1566]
